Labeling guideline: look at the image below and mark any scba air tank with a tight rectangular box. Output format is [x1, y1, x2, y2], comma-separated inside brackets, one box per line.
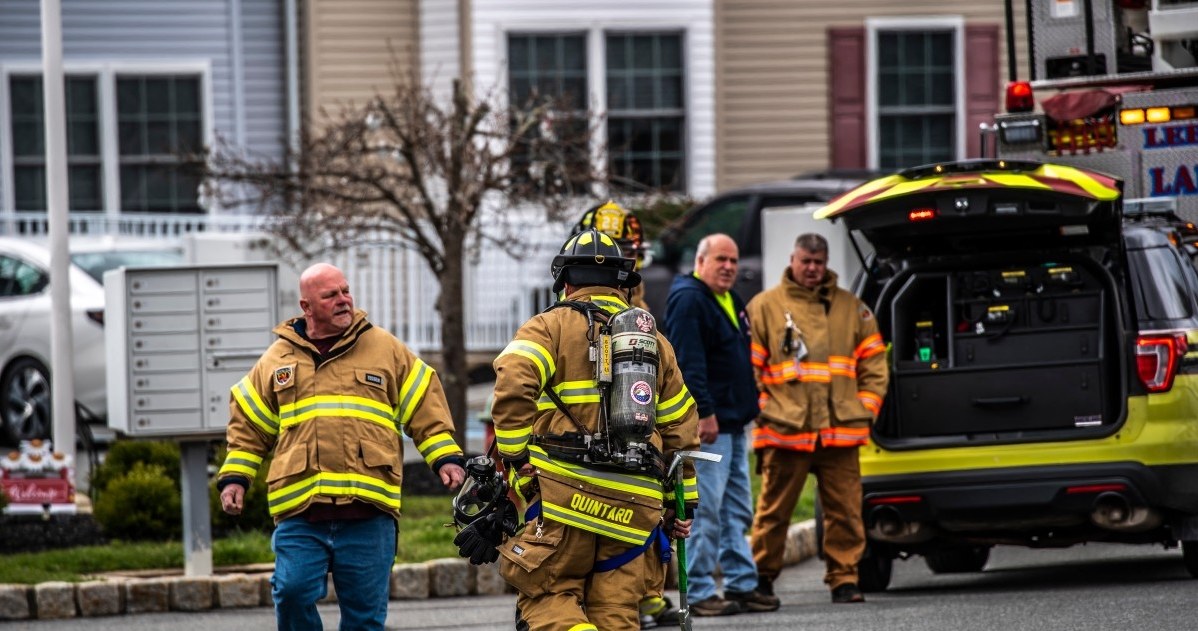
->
[606, 307, 659, 442]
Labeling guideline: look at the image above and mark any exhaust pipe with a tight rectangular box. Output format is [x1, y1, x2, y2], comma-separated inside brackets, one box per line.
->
[1089, 492, 1162, 532]
[868, 505, 931, 543]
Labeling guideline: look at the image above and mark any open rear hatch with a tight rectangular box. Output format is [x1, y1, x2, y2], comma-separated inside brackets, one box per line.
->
[818, 160, 1127, 447]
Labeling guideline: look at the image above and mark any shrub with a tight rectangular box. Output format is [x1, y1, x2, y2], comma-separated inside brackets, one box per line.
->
[93, 462, 182, 540]
[89, 440, 181, 493]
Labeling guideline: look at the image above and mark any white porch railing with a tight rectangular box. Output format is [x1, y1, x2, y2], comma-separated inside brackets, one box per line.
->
[5, 212, 566, 355]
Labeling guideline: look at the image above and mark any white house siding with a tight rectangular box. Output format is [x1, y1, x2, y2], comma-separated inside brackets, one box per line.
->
[0, 0, 285, 212]
[420, 0, 462, 103]
[305, 0, 420, 126]
[468, 0, 717, 199]
[715, 0, 1024, 190]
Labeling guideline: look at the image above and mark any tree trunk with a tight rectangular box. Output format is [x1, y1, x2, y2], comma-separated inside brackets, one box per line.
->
[436, 232, 470, 448]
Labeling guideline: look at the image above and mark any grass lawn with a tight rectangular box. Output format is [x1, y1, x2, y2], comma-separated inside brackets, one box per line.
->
[0, 459, 818, 585]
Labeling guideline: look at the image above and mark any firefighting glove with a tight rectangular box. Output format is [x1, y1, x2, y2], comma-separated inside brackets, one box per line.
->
[453, 498, 519, 565]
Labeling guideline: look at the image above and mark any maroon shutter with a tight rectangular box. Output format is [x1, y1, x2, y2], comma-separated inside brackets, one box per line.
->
[828, 27, 866, 170]
[964, 24, 1001, 159]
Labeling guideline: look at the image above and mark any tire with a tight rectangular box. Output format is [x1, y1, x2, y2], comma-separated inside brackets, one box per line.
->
[924, 545, 991, 574]
[858, 542, 894, 592]
[0, 357, 52, 445]
[1184, 541, 1198, 579]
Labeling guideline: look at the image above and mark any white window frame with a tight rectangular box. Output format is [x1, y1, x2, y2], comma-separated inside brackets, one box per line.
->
[0, 60, 213, 217]
[497, 24, 691, 193]
[865, 16, 965, 170]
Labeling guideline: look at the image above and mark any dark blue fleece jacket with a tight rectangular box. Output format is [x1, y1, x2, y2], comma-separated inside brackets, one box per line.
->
[663, 273, 758, 432]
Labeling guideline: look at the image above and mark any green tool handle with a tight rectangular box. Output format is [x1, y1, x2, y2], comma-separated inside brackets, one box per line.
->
[674, 476, 687, 594]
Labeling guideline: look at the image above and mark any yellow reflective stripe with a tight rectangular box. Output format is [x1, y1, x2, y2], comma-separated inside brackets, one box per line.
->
[656, 385, 694, 424]
[417, 432, 461, 466]
[232, 377, 279, 436]
[664, 475, 698, 502]
[871, 177, 937, 202]
[814, 173, 905, 219]
[268, 471, 402, 515]
[536, 381, 601, 410]
[985, 172, 1052, 192]
[1038, 163, 1121, 200]
[495, 425, 532, 457]
[397, 360, 434, 426]
[219, 450, 263, 478]
[567, 624, 598, 631]
[590, 296, 629, 314]
[541, 499, 651, 545]
[531, 446, 664, 500]
[279, 395, 399, 433]
[499, 340, 557, 388]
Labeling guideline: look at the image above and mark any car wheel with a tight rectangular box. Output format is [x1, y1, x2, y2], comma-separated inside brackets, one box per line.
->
[0, 357, 52, 445]
[858, 542, 894, 592]
[1184, 541, 1198, 579]
[924, 545, 991, 574]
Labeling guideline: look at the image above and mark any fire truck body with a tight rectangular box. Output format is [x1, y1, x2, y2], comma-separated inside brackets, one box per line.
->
[993, 0, 1198, 220]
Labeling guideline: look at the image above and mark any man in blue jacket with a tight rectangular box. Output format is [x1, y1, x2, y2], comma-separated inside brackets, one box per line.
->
[664, 233, 780, 616]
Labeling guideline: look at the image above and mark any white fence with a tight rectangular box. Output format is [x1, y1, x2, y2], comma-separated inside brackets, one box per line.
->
[5, 211, 566, 355]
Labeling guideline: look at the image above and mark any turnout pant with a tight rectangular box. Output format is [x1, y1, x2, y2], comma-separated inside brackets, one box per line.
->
[500, 518, 665, 631]
[750, 445, 865, 589]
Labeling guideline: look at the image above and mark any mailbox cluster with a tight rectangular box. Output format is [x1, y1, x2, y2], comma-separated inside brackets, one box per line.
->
[105, 265, 279, 437]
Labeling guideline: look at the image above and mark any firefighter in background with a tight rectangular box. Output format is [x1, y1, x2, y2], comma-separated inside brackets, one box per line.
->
[492, 228, 701, 630]
[745, 233, 889, 604]
[573, 200, 650, 311]
[573, 200, 675, 627]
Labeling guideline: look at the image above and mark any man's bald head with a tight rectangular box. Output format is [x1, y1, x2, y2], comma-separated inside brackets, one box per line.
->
[299, 263, 354, 338]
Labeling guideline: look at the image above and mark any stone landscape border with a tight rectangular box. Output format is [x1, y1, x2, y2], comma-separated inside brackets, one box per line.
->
[0, 519, 816, 620]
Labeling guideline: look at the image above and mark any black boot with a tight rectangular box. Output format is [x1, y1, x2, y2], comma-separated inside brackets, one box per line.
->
[757, 574, 775, 597]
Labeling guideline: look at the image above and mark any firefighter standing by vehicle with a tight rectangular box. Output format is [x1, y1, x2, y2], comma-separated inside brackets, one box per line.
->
[745, 233, 888, 604]
[491, 228, 700, 630]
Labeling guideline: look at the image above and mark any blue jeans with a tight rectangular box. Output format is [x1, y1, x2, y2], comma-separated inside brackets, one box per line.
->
[686, 430, 759, 601]
[272, 513, 397, 631]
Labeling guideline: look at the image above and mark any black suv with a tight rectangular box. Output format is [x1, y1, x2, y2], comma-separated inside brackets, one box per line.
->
[824, 160, 1198, 590]
[639, 171, 874, 316]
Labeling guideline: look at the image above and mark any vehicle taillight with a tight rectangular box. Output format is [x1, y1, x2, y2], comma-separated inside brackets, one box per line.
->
[86, 309, 104, 327]
[1135, 332, 1188, 393]
[1005, 81, 1034, 113]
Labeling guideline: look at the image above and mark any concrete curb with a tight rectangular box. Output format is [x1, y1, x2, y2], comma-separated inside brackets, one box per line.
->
[0, 519, 816, 620]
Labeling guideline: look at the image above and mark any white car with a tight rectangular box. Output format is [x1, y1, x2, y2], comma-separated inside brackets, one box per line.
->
[0, 236, 183, 447]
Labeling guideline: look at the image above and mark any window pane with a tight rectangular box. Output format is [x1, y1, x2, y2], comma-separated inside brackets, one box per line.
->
[876, 28, 956, 169]
[146, 78, 171, 115]
[117, 78, 141, 115]
[506, 33, 589, 191]
[605, 33, 686, 191]
[69, 165, 102, 211]
[14, 166, 47, 211]
[117, 75, 203, 213]
[69, 120, 98, 155]
[12, 121, 43, 156]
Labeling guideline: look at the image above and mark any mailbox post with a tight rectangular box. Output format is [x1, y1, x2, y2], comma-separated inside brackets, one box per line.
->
[105, 264, 279, 576]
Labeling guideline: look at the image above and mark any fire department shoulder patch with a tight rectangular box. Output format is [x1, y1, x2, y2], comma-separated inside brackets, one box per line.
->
[859, 305, 874, 321]
[274, 365, 294, 388]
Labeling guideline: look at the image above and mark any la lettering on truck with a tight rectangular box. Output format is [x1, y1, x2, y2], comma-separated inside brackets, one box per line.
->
[989, 0, 1198, 222]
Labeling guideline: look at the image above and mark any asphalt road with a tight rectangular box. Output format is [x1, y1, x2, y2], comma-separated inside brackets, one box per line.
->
[20, 541, 1194, 630]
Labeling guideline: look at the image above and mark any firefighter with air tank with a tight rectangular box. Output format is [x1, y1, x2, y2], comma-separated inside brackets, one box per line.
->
[456, 223, 700, 630]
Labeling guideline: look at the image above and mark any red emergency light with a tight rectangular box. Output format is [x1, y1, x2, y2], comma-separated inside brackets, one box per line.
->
[909, 208, 938, 222]
[1006, 81, 1034, 113]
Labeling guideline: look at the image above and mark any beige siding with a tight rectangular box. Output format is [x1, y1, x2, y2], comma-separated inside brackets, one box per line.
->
[715, 0, 1028, 191]
[304, 0, 420, 129]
